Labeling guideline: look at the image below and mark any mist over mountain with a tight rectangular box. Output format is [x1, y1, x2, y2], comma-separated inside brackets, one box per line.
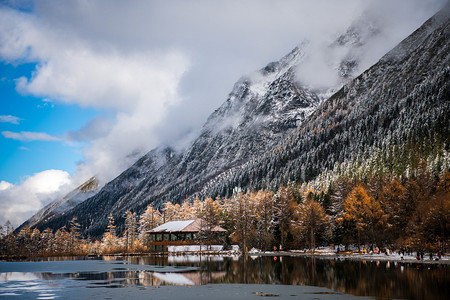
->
[19, 177, 99, 230]
[28, 4, 450, 237]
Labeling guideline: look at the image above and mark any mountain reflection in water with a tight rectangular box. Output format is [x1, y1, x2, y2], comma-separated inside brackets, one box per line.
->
[125, 255, 450, 299]
[0, 255, 448, 299]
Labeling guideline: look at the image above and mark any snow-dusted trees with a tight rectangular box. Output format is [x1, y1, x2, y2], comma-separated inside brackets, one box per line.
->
[1, 165, 448, 259]
[16, 226, 32, 256]
[40, 228, 54, 254]
[68, 216, 81, 253]
[54, 227, 71, 254]
[102, 213, 119, 253]
[138, 205, 162, 244]
[30, 228, 41, 255]
[123, 210, 137, 251]
[162, 201, 181, 222]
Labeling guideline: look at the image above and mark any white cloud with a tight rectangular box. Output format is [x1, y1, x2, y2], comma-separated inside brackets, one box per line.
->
[0, 115, 21, 124]
[0, 4, 189, 183]
[2, 130, 60, 141]
[0, 181, 13, 191]
[0, 170, 71, 227]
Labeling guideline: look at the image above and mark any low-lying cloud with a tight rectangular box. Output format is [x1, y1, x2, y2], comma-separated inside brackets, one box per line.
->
[0, 170, 71, 227]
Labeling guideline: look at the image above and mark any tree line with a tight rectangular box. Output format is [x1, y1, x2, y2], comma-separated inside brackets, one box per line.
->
[1, 168, 448, 258]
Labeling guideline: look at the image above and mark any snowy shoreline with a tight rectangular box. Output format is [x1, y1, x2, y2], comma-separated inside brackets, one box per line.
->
[247, 249, 450, 264]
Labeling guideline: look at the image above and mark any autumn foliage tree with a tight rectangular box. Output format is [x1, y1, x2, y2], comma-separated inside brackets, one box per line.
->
[293, 200, 330, 253]
[341, 185, 386, 250]
[199, 197, 220, 249]
[1, 163, 448, 258]
[102, 213, 119, 253]
[228, 192, 256, 252]
[272, 186, 296, 250]
[254, 190, 275, 251]
[138, 205, 162, 244]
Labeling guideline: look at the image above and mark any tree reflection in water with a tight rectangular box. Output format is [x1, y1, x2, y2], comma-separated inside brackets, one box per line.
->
[127, 255, 449, 299]
[5, 255, 448, 299]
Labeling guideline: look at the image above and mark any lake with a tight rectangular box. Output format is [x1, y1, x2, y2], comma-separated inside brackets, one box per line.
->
[0, 255, 448, 299]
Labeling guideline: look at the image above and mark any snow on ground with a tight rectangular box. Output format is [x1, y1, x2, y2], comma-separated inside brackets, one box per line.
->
[253, 247, 450, 264]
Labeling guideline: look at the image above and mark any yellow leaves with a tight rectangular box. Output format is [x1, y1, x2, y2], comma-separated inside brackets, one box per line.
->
[437, 169, 450, 192]
[292, 199, 330, 251]
[294, 199, 329, 229]
[343, 184, 386, 229]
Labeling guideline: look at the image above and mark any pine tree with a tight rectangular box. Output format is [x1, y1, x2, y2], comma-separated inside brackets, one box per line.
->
[102, 213, 119, 253]
[41, 228, 54, 255]
[69, 216, 81, 254]
[123, 210, 137, 251]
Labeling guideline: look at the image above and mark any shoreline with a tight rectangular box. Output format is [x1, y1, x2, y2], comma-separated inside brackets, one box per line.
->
[1, 249, 449, 265]
[246, 250, 450, 265]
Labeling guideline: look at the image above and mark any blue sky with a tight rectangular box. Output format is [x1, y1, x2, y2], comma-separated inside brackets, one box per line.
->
[0, 62, 100, 184]
[0, 0, 445, 227]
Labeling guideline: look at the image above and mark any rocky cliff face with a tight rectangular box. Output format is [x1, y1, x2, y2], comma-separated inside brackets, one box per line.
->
[30, 4, 450, 237]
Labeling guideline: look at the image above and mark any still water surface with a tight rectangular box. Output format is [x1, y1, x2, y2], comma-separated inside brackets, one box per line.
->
[0, 255, 448, 299]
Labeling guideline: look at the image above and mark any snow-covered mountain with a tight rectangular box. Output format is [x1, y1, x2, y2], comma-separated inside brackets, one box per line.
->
[32, 42, 323, 236]
[29, 3, 450, 237]
[20, 177, 99, 230]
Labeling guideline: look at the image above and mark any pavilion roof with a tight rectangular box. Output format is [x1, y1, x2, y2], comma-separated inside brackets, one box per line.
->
[150, 218, 226, 233]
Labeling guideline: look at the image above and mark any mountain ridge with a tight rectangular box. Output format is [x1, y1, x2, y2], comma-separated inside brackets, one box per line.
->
[28, 4, 450, 237]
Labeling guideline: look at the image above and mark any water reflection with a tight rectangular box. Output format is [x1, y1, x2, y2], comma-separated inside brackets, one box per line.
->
[127, 255, 449, 299]
[1, 255, 449, 299]
[0, 272, 61, 299]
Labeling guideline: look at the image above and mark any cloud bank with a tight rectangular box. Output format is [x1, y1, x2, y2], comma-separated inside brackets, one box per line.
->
[0, 170, 71, 227]
[0, 0, 446, 227]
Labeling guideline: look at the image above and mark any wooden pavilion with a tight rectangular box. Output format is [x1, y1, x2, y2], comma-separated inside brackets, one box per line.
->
[148, 218, 226, 251]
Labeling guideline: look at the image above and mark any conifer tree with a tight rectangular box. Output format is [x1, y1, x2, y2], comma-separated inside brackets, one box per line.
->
[102, 213, 119, 253]
[124, 210, 137, 251]
[69, 216, 81, 253]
